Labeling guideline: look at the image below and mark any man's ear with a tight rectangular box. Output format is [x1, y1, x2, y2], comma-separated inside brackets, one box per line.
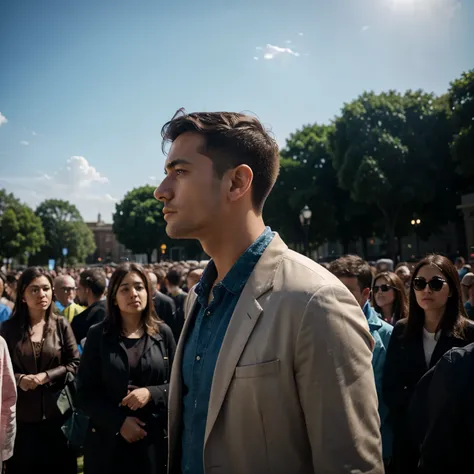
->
[227, 164, 253, 203]
[362, 287, 371, 302]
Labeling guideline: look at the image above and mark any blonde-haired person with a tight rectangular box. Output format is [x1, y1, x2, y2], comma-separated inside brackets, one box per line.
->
[0, 335, 16, 472]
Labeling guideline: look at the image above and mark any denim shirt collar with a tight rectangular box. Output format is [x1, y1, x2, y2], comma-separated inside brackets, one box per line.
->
[196, 227, 274, 304]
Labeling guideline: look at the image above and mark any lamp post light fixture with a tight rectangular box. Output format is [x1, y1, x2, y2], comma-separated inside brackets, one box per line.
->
[300, 205, 312, 257]
[411, 218, 422, 257]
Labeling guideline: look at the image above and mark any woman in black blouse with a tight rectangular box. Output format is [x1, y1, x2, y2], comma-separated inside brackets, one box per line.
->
[0, 267, 79, 474]
[76, 263, 176, 474]
[382, 254, 474, 473]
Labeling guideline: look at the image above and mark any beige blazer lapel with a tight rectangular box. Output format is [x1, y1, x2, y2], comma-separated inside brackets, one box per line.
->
[168, 290, 198, 463]
[204, 234, 288, 446]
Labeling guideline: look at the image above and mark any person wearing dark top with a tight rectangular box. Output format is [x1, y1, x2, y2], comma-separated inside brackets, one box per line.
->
[165, 268, 187, 341]
[148, 272, 177, 335]
[0, 267, 80, 474]
[383, 254, 474, 474]
[416, 342, 474, 473]
[461, 272, 474, 320]
[71, 269, 107, 345]
[76, 263, 176, 474]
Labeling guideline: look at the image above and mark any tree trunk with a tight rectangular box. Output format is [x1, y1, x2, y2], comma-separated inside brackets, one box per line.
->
[385, 218, 397, 262]
[361, 237, 368, 260]
[342, 237, 350, 255]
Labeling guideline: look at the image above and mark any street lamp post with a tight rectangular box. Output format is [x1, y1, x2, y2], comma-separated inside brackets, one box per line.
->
[299, 205, 312, 257]
[411, 218, 422, 257]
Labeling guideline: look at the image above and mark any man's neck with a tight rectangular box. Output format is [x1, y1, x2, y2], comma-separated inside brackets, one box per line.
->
[87, 296, 102, 307]
[200, 216, 266, 283]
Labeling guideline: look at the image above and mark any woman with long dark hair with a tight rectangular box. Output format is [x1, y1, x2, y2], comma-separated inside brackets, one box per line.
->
[383, 254, 474, 473]
[0, 267, 80, 474]
[76, 262, 176, 474]
[371, 272, 408, 325]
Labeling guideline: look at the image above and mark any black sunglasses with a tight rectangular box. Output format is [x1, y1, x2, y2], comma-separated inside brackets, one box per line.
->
[372, 284, 396, 294]
[413, 276, 447, 292]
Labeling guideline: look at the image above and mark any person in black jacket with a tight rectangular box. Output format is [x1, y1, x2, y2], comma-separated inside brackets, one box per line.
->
[417, 342, 474, 473]
[148, 271, 177, 334]
[383, 254, 474, 474]
[71, 269, 107, 346]
[76, 262, 176, 474]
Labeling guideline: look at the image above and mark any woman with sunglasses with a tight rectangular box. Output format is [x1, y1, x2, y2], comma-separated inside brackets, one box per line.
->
[76, 262, 176, 474]
[383, 254, 474, 474]
[371, 272, 408, 325]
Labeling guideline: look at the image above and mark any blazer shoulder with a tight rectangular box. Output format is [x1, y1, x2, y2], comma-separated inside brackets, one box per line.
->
[278, 250, 350, 294]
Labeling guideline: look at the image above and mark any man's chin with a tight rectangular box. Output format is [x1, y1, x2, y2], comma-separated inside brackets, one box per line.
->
[166, 223, 195, 240]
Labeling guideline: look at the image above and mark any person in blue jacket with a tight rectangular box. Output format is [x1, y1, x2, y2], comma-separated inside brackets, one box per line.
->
[329, 255, 393, 467]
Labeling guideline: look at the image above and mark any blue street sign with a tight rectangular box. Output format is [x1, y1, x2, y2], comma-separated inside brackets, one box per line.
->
[62, 248, 68, 256]
[48, 259, 55, 271]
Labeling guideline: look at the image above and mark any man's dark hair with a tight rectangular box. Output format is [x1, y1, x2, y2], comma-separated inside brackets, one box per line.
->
[79, 269, 106, 297]
[455, 256, 465, 265]
[167, 267, 182, 287]
[328, 255, 373, 291]
[161, 109, 280, 213]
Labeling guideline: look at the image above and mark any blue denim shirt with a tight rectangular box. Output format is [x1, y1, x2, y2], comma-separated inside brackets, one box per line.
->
[362, 301, 393, 459]
[181, 227, 275, 474]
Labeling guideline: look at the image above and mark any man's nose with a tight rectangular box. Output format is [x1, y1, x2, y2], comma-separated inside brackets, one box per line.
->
[154, 177, 173, 202]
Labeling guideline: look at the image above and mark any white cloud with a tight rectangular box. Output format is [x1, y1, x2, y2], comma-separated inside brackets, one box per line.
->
[298, 32, 304, 36]
[0, 112, 7, 127]
[0, 156, 117, 221]
[253, 56, 259, 60]
[20, 140, 29, 146]
[361, 25, 370, 31]
[285, 40, 292, 44]
[260, 44, 300, 60]
[54, 156, 109, 188]
[32, 131, 38, 136]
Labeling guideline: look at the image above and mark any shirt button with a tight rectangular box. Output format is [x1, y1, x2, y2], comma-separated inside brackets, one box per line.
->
[196, 355, 201, 361]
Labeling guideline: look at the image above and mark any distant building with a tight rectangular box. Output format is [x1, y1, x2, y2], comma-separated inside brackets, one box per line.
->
[86, 214, 131, 263]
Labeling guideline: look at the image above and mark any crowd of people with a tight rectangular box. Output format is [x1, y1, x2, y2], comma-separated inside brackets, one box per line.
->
[1, 110, 474, 474]
[0, 253, 472, 473]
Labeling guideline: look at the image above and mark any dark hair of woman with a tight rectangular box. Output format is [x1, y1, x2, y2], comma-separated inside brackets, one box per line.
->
[9, 266, 56, 338]
[105, 262, 161, 336]
[371, 271, 408, 323]
[405, 254, 468, 339]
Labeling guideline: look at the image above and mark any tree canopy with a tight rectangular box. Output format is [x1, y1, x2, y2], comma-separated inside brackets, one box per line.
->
[0, 190, 45, 262]
[35, 199, 96, 264]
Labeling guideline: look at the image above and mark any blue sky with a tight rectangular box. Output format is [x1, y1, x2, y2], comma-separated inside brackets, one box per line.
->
[1, 0, 472, 222]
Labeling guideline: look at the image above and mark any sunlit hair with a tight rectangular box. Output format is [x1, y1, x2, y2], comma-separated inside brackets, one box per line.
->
[405, 254, 468, 339]
[371, 272, 408, 323]
[9, 267, 55, 339]
[161, 108, 280, 214]
[105, 263, 161, 336]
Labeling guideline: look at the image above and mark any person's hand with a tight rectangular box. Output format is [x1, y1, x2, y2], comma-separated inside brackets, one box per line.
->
[121, 388, 151, 411]
[33, 372, 49, 386]
[19, 375, 40, 391]
[119, 417, 147, 443]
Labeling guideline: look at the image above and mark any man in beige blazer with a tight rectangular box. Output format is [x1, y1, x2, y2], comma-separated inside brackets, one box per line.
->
[154, 109, 383, 474]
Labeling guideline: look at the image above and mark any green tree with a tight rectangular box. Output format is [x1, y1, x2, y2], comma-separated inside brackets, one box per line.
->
[265, 124, 376, 255]
[330, 90, 454, 260]
[35, 199, 96, 265]
[0, 190, 45, 262]
[113, 186, 169, 263]
[449, 69, 474, 182]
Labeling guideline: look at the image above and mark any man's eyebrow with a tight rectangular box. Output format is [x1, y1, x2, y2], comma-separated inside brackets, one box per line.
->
[164, 159, 192, 174]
